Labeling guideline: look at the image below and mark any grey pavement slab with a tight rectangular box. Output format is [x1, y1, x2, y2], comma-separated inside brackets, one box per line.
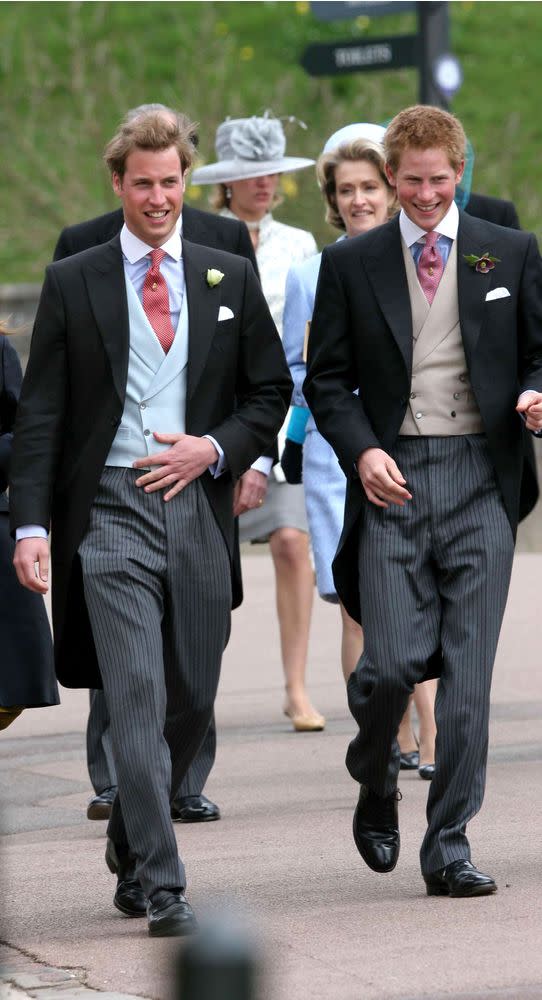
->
[1, 552, 542, 1000]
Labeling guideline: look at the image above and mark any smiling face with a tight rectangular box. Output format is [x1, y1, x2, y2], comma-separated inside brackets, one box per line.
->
[334, 158, 390, 237]
[386, 146, 464, 231]
[228, 174, 279, 222]
[112, 145, 186, 247]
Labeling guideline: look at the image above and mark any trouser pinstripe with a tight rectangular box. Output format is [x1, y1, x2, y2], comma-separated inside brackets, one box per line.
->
[345, 435, 514, 875]
[79, 468, 231, 897]
[86, 690, 216, 798]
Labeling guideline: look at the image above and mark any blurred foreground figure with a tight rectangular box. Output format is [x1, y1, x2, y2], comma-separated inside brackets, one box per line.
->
[305, 104, 542, 898]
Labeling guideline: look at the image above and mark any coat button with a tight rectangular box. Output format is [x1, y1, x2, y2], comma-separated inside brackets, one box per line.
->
[144, 428, 150, 436]
[451, 411, 457, 418]
[415, 411, 423, 419]
[410, 392, 417, 399]
[140, 402, 146, 409]
[453, 392, 461, 400]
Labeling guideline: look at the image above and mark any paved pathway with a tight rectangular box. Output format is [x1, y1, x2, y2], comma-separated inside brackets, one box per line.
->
[1, 552, 541, 1000]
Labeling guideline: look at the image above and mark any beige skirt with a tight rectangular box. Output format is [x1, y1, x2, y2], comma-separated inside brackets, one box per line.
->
[238, 469, 308, 543]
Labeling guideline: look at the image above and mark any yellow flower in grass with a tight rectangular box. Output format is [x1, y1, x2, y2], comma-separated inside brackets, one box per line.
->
[281, 176, 299, 199]
[296, 1, 309, 13]
[240, 45, 254, 61]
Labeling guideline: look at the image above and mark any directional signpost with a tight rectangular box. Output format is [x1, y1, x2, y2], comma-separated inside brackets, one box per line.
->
[301, 34, 418, 76]
[303, 1, 461, 108]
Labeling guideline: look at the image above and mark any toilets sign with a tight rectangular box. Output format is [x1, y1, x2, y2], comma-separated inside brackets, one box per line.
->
[301, 33, 418, 75]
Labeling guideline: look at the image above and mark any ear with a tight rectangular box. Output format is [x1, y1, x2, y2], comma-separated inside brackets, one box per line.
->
[384, 162, 397, 187]
[454, 158, 465, 185]
[181, 171, 187, 194]
[112, 172, 123, 199]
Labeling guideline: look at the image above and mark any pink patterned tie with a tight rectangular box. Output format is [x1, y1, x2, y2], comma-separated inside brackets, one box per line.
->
[416, 231, 444, 305]
[142, 249, 176, 353]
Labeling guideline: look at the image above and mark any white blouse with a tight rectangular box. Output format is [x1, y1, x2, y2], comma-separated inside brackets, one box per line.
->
[221, 210, 318, 337]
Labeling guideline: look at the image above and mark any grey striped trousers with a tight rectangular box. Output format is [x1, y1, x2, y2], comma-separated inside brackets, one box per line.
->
[86, 690, 216, 797]
[79, 469, 231, 897]
[345, 435, 515, 875]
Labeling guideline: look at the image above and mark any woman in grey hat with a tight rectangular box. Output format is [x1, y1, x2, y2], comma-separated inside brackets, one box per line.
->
[192, 114, 324, 732]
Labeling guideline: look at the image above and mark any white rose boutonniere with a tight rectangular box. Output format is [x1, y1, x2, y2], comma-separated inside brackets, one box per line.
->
[206, 268, 224, 288]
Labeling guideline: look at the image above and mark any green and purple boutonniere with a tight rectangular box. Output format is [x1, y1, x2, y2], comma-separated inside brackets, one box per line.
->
[206, 268, 224, 288]
[463, 251, 500, 273]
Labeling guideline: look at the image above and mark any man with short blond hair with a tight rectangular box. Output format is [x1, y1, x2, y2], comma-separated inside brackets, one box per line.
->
[11, 111, 291, 935]
[54, 103, 260, 831]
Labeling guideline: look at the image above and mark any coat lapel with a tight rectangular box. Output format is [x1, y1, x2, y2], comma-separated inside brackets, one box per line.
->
[183, 239, 222, 402]
[457, 211, 496, 363]
[363, 217, 413, 375]
[82, 235, 129, 405]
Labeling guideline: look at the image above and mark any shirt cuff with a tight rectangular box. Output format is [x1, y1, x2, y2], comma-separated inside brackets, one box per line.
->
[16, 525, 48, 541]
[250, 456, 273, 476]
[204, 434, 227, 478]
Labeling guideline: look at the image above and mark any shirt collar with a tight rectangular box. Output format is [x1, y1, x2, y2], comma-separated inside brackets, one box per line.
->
[399, 200, 459, 248]
[120, 218, 183, 264]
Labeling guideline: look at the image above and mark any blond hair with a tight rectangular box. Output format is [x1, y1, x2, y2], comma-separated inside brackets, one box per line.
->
[104, 111, 197, 178]
[317, 137, 397, 231]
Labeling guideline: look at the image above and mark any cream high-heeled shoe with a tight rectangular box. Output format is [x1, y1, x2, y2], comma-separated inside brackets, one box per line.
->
[284, 707, 326, 732]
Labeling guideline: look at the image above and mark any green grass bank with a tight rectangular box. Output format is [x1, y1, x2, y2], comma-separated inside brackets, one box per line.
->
[1, 1, 541, 283]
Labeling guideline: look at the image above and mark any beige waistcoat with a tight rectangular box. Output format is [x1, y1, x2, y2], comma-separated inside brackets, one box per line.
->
[399, 237, 484, 436]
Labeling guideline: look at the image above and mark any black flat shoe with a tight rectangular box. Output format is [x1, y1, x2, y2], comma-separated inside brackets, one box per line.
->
[399, 750, 420, 770]
[87, 785, 117, 820]
[148, 889, 198, 937]
[418, 763, 435, 780]
[105, 838, 146, 917]
[171, 794, 220, 823]
[352, 785, 401, 873]
[424, 860, 497, 898]
[114, 877, 147, 917]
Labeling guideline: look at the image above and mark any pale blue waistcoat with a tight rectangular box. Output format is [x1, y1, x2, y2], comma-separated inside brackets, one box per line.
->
[106, 274, 189, 467]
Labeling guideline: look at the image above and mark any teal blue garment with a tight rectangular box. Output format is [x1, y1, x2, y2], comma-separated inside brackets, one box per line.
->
[455, 137, 474, 210]
[286, 405, 310, 444]
[106, 274, 189, 467]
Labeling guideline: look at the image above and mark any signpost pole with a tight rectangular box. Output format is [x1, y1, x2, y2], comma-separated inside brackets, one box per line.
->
[418, 1, 450, 107]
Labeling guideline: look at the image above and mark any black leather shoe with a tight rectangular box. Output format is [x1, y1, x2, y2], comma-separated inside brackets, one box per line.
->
[105, 838, 147, 917]
[353, 785, 401, 873]
[171, 794, 220, 823]
[424, 860, 497, 898]
[399, 750, 420, 770]
[418, 763, 435, 781]
[87, 785, 117, 820]
[147, 889, 198, 937]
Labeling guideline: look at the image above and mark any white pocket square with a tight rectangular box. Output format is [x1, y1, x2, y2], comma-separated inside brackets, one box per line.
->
[218, 306, 234, 321]
[485, 287, 510, 302]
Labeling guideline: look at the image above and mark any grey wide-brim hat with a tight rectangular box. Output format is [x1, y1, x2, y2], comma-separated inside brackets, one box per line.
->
[191, 114, 315, 185]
